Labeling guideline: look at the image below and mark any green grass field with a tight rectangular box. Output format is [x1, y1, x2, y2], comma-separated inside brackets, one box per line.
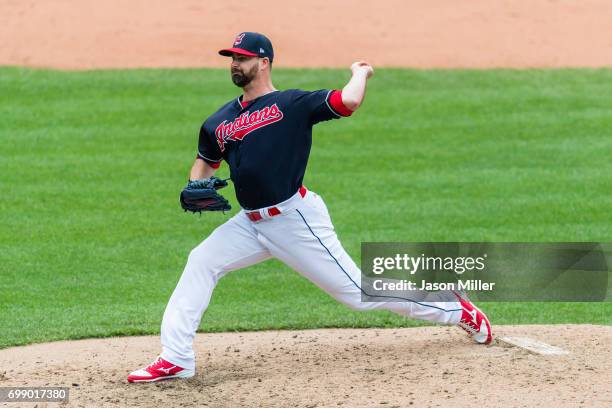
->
[1, 67, 611, 349]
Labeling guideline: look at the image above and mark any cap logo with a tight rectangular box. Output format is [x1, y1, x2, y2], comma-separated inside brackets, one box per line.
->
[234, 33, 245, 46]
[259, 48, 265, 53]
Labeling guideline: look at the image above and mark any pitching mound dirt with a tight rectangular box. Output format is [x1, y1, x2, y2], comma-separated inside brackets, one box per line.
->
[2, 0, 612, 69]
[1, 325, 610, 407]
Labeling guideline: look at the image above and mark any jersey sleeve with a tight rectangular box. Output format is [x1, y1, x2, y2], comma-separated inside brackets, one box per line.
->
[292, 89, 354, 125]
[197, 123, 223, 169]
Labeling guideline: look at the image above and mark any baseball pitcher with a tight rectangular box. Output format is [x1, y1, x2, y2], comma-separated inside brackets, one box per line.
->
[128, 32, 492, 383]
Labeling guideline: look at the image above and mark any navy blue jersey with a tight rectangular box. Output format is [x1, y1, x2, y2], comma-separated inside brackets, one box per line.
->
[197, 89, 352, 210]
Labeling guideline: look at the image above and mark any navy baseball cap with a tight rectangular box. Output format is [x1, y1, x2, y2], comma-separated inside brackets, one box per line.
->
[219, 32, 274, 62]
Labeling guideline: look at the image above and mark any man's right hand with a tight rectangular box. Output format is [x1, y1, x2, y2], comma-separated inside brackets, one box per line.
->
[351, 61, 374, 79]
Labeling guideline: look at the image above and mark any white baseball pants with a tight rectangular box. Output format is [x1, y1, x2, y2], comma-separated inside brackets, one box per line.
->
[161, 189, 462, 370]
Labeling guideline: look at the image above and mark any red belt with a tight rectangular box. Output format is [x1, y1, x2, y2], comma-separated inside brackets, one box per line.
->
[246, 186, 307, 222]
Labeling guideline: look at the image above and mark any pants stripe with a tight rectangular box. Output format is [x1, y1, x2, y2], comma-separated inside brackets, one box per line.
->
[295, 209, 462, 313]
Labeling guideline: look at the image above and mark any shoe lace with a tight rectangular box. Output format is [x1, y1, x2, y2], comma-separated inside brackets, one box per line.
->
[458, 318, 478, 335]
[146, 357, 164, 371]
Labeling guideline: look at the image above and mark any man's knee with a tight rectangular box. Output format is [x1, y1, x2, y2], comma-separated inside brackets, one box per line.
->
[337, 292, 406, 314]
[347, 302, 372, 312]
[187, 238, 222, 266]
[185, 242, 224, 280]
[338, 294, 374, 312]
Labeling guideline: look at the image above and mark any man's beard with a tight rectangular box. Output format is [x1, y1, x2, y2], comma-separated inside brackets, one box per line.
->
[231, 65, 258, 88]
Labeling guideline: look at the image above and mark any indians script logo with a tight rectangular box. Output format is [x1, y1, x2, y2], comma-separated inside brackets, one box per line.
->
[234, 33, 245, 46]
[215, 104, 284, 151]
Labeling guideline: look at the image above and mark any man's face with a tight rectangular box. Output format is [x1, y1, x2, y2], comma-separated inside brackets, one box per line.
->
[231, 54, 260, 88]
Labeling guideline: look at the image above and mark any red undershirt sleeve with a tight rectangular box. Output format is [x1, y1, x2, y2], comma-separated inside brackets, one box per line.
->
[196, 155, 222, 169]
[328, 90, 354, 117]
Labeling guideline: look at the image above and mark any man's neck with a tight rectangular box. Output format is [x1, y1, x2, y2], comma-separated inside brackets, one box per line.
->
[242, 79, 276, 102]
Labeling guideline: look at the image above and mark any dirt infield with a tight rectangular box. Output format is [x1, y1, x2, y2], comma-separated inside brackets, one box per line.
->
[1, 325, 610, 407]
[2, 0, 612, 69]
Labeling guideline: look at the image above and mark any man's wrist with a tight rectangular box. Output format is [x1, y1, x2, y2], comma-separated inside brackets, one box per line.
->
[351, 66, 373, 81]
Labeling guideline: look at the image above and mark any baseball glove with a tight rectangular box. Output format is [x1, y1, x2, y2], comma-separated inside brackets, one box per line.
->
[180, 177, 232, 213]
